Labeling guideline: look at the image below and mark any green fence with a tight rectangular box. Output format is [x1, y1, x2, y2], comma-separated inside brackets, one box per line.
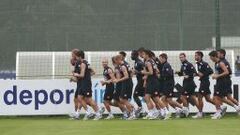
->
[0, 0, 240, 71]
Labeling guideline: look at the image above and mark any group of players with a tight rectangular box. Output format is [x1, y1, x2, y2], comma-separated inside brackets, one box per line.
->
[69, 48, 240, 120]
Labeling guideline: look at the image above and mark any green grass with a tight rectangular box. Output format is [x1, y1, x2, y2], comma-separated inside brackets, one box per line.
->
[0, 114, 240, 135]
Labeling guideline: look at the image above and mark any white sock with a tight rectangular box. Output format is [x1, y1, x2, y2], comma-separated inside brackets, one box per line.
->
[86, 107, 92, 115]
[164, 107, 169, 114]
[148, 109, 154, 116]
[233, 105, 238, 110]
[160, 109, 165, 116]
[123, 110, 128, 117]
[158, 109, 162, 115]
[96, 112, 101, 116]
[183, 107, 187, 110]
[75, 111, 80, 116]
[175, 107, 180, 111]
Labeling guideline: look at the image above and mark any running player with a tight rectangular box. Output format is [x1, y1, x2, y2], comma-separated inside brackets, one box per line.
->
[131, 50, 145, 117]
[112, 56, 129, 119]
[217, 49, 240, 114]
[176, 53, 201, 117]
[141, 49, 171, 120]
[69, 49, 89, 119]
[193, 51, 215, 119]
[209, 50, 233, 119]
[114, 55, 135, 120]
[159, 53, 184, 118]
[100, 58, 116, 119]
[72, 50, 104, 120]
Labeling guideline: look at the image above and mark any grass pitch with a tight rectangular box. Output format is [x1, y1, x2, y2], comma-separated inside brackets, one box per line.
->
[0, 114, 240, 135]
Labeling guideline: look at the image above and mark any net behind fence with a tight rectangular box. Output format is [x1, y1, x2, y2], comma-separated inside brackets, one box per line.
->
[16, 50, 235, 80]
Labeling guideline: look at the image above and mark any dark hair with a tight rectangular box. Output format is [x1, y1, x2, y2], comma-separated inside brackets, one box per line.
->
[179, 53, 186, 57]
[143, 49, 153, 57]
[217, 49, 226, 56]
[150, 51, 156, 58]
[131, 50, 138, 59]
[119, 51, 127, 58]
[79, 50, 85, 59]
[209, 51, 218, 57]
[159, 53, 168, 60]
[195, 51, 204, 58]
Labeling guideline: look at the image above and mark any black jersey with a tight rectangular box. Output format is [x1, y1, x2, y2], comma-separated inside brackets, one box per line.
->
[179, 60, 197, 80]
[119, 63, 131, 78]
[215, 60, 230, 79]
[81, 60, 91, 81]
[103, 66, 113, 81]
[74, 60, 81, 74]
[196, 60, 213, 81]
[159, 61, 174, 81]
[134, 58, 144, 81]
[220, 58, 232, 75]
[157, 62, 163, 74]
[145, 59, 157, 77]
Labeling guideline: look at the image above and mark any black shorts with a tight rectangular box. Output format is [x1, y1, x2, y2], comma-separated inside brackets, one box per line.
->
[158, 79, 164, 95]
[225, 79, 232, 95]
[113, 82, 122, 101]
[104, 84, 114, 101]
[78, 79, 92, 97]
[120, 79, 133, 100]
[182, 79, 196, 96]
[198, 79, 211, 96]
[134, 80, 145, 97]
[214, 78, 231, 97]
[162, 80, 175, 98]
[145, 76, 159, 97]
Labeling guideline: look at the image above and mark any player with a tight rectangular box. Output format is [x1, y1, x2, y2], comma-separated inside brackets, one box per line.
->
[141, 49, 171, 120]
[112, 57, 129, 119]
[217, 49, 240, 114]
[100, 58, 116, 119]
[69, 49, 90, 119]
[176, 53, 201, 117]
[72, 49, 104, 120]
[114, 55, 135, 120]
[158, 53, 184, 118]
[208, 50, 236, 119]
[131, 50, 145, 117]
[193, 51, 216, 118]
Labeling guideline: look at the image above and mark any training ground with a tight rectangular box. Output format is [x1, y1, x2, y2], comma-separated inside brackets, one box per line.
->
[0, 114, 239, 135]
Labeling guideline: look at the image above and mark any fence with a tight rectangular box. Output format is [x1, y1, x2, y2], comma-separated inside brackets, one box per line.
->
[16, 50, 235, 80]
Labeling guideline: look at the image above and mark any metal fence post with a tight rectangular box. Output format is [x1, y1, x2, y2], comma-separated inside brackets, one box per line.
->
[215, 0, 221, 50]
